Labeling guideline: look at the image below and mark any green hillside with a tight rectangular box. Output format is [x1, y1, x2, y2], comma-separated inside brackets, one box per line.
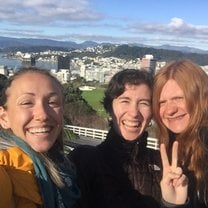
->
[81, 87, 108, 118]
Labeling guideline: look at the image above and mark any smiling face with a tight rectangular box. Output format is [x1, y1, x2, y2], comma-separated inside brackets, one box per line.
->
[0, 72, 63, 152]
[159, 79, 190, 134]
[111, 84, 152, 141]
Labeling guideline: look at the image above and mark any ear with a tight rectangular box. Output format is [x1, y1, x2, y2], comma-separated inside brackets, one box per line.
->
[0, 106, 10, 129]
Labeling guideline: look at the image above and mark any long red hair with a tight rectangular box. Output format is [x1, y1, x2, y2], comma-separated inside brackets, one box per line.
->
[153, 59, 208, 203]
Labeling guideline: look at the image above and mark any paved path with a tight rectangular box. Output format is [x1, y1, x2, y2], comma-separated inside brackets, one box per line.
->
[64, 135, 102, 150]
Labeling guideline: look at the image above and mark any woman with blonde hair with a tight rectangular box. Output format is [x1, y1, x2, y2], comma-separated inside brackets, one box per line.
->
[0, 67, 80, 208]
[153, 59, 208, 207]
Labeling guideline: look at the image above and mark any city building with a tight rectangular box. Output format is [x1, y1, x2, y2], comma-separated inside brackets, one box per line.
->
[57, 55, 71, 71]
[0, 65, 8, 76]
[21, 53, 36, 67]
[51, 68, 70, 84]
[140, 54, 157, 75]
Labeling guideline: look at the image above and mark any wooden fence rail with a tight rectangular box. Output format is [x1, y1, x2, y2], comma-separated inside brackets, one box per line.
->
[64, 125, 159, 150]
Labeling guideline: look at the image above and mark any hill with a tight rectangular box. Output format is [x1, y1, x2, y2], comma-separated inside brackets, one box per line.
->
[103, 44, 208, 66]
[0, 36, 98, 51]
[81, 87, 108, 118]
[0, 35, 207, 54]
[0, 36, 208, 65]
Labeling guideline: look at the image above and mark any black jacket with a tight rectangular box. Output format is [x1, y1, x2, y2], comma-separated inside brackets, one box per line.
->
[69, 128, 189, 208]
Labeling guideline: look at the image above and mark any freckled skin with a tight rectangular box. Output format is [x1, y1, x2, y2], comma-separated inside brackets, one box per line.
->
[159, 79, 190, 134]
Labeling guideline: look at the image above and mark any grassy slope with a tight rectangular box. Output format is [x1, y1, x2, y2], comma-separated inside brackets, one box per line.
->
[81, 87, 108, 118]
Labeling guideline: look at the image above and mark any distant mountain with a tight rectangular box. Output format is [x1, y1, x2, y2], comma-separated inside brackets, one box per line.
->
[0, 36, 207, 55]
[131, 43, 208, 54]
[0, 36, 98, 50]
[154, 44, 208, 54]
[79, 41, 99, 48]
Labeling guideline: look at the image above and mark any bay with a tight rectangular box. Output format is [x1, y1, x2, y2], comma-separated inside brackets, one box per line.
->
[0, 53, 57, 71]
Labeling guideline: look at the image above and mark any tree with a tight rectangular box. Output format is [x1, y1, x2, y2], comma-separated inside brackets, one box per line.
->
[62, 83, 108, 129]
[0, 74, 7, 100]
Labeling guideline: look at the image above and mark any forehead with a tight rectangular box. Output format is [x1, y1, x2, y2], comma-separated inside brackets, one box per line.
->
[124, 83, 150, 89]
[160, 79, 184, 99]
[7, 72, 62, 95]
[122, 83, 151, 97]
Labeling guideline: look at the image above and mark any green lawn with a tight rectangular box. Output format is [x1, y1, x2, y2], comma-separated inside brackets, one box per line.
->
[81, 87, 108, 118]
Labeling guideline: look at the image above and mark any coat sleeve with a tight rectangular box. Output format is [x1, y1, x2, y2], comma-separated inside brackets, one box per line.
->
[0, 165, 14, 208]
[161, 198, 191, 208]
[0, 147, 42, 208]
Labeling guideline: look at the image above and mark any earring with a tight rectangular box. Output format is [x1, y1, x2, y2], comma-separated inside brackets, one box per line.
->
[148, 121, 152, 127]
[107, 117, 113, 127]
[1, 122, 7, 129]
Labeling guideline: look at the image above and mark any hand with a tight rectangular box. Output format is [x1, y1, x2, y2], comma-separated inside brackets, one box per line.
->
[160, 141, 188, 204]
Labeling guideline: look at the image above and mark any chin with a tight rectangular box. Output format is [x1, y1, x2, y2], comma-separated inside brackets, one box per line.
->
[169, 128, 184, 134]
[32, 145, 51, 153]
[124, 136, 138, 141]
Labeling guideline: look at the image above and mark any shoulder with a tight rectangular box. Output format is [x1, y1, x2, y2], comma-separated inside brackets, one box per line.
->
[69, 145, 99, 164]
[0, 146, 33, 171]
[68, 145, 101, 181]
[0, 148, 42, 206]
[146, 148, 160, 158]
[145, 148, 162, 171]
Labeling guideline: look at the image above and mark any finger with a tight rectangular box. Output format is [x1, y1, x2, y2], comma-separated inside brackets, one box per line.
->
[161, 171, 182, 186]
[171, 141, 178, 168]
[175, 167, 182, 175]
[160, 143, 170, 171]
[173, 174, 188, 187]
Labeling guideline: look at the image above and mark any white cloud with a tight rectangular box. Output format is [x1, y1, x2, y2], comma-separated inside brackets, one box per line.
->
[130, 17, 208, 39]
[0, 2, 207, 51]
[0, 0, 103, 24]
[168, 17, 185, 28]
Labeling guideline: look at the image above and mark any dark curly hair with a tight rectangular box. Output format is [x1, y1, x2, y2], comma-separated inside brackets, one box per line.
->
[103, 69, 153, 115]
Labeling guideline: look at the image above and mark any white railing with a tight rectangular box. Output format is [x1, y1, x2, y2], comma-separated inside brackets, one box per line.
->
[64, 125, 159, 150]
[65, 125, 108, 141]
[146, 137, 159, 150]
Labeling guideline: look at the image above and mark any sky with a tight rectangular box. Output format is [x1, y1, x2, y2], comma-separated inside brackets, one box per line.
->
[0, 0, 208, 50]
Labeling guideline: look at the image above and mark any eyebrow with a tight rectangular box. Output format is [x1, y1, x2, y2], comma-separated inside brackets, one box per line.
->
[19, 92, 60, 96]
[159, 96, 184, 102]
[118, 96, 151, 102]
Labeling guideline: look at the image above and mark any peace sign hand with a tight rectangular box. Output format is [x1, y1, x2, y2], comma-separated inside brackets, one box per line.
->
[160, 141, 188, 204]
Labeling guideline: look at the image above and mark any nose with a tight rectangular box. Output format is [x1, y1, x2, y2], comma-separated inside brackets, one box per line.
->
[129, 104, 142, 118]
[164, 101, 178, 116]
[34, 103, 49, 121]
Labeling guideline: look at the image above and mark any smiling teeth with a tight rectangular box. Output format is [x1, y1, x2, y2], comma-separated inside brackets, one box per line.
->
[123, 121, 140, 128]
[29, 127, 51, 134]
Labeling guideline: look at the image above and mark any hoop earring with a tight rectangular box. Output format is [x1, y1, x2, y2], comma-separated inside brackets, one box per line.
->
[107, 117, 113, 127]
